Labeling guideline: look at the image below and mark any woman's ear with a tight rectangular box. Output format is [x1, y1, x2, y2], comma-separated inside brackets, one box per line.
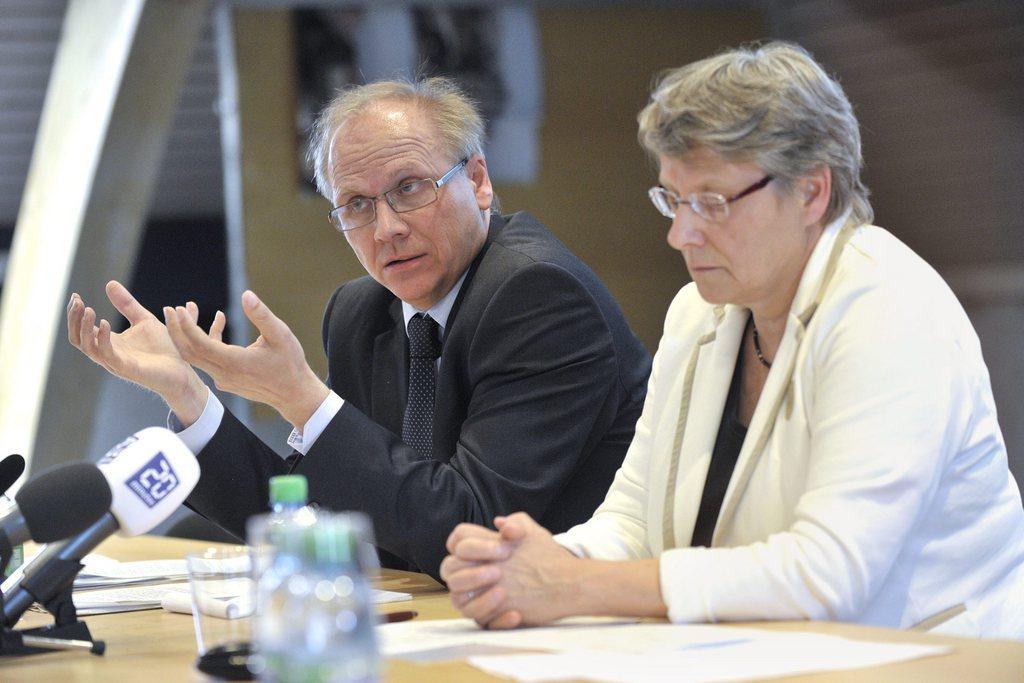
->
[801, 166, 832, 226]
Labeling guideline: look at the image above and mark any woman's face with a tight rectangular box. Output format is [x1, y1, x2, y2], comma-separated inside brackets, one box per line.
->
[658, 148, 827, 318]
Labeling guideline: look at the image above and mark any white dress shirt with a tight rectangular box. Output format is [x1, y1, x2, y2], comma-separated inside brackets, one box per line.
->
[171, 271, 467, 456]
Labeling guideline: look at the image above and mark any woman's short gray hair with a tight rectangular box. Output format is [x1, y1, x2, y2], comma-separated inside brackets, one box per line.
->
[308, 76, 485, 200]
[638, 41, 872, 225]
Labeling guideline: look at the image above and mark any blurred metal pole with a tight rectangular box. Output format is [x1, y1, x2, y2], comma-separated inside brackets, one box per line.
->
[213, 1, 252, 424]
[0, 0, 209, 480]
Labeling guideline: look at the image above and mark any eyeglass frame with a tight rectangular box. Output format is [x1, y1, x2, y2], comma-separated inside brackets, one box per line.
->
[648, 174, 773, 223]
[328, 157, 469, 232]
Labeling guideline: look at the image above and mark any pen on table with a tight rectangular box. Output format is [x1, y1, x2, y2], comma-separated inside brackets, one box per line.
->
[379, 610, 418, 624]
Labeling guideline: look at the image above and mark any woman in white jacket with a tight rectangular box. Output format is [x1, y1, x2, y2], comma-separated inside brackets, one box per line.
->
[440, 41, 1024, 638]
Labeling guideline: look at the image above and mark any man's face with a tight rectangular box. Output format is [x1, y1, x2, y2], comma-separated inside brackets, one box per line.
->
[327, 102, 493, 310]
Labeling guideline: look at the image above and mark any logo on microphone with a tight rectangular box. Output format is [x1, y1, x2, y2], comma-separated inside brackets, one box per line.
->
[99, 435, 138, 465]
[126, 452, 180, 508]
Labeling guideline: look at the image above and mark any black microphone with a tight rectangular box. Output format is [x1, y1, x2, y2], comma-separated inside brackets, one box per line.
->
[0, 463, 112, 572]
[2, 428, 199, 627]
[0, 455, 25, 496]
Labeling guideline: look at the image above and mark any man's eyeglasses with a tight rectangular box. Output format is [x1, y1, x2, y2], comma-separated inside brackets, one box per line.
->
[329, 158, 469, 232]
[648, 175, 773, 223]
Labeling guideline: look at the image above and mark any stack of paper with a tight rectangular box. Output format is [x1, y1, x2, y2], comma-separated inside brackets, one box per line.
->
[67, 554, 411, 616]
[75, 583, 195, 616]
[75, 554, 189, 589]
[8, 551, 412, 617]
[66, 553, 191, 615]
[73, 582, 412, 617]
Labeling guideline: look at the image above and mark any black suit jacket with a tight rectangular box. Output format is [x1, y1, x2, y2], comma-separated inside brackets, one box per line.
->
[186, 212, 651, 579]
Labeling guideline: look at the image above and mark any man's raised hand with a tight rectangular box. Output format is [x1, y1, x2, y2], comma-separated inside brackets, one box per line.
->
[164, 290, 329, 429]
[67, 280, 208, 425]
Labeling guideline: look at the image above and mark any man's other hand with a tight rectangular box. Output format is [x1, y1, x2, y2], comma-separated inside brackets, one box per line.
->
[164, 290, 329, 429]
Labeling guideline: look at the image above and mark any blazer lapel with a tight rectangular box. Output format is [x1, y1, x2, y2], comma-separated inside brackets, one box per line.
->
[371, 299, 407, 436]
[662, 305, 747, 550]
[712, 216, 858, 544]
[430, 215, 501, 460]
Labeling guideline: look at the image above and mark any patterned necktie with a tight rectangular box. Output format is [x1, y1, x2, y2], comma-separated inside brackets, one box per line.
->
[402, 313, 441, 459]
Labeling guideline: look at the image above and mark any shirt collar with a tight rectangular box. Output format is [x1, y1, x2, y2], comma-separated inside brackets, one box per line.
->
[401, 269, 468, 336]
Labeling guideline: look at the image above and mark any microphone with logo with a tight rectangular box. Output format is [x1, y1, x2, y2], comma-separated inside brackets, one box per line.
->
[0, 427, 198, 655]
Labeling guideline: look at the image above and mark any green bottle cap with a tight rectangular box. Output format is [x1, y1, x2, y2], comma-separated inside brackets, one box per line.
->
[268, 475, 308, 506]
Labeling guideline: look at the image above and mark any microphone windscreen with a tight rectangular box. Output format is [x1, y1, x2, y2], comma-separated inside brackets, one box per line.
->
[0, 454, 25, 494]
[15, 462, 113, 543]
[97, 427, 199, 537]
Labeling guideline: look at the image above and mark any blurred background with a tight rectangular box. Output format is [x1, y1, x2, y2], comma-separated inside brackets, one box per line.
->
[0, 1, 1021, 534]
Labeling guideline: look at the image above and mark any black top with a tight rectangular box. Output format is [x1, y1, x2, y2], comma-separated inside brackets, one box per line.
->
[690, 349, 748, 548]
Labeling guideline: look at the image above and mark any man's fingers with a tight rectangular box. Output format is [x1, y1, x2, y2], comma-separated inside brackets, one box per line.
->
[95, 319, 120, 373]
[165, 306, 220, 369]
[67, 295, 83, 347]
[78, 307, 100, 360]
[186, 301, 199, 325]
[105, 280, 152, 325]
[241, 290, 291, 344]
[209, 310, 226, 343]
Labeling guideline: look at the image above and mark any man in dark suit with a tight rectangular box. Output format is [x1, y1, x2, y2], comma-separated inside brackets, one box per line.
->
[67, 77, 650, 579]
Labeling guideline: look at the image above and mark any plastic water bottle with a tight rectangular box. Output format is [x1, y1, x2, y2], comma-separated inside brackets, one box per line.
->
[257, 474, 317, 591]
[248, 482, 379, 682]
[247, 475, 316, 678]
[269, 474, 312, 517]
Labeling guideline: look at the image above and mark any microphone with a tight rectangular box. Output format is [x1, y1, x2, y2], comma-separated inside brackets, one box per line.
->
[2, 427, 199, 626]
[0, 454, 25, 496]
[0, 462, 112, 571]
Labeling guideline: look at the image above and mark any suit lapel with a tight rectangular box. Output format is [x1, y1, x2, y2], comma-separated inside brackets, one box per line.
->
[371, 299, 407, 436]
[430, 215, 501, 460]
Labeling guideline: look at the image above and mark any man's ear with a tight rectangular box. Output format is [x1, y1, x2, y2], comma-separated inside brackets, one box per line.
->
[467, 154, 494, 211]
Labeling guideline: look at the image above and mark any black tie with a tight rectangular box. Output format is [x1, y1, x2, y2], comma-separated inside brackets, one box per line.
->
[402, 313, 440, 459]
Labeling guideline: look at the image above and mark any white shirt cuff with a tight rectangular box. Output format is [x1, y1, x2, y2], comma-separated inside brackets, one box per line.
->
[167, 388, 223, 456]
[286, 391, 344, 455]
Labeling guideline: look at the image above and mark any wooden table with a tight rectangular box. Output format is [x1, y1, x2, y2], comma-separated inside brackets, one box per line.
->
[1, 535, 1023, 681]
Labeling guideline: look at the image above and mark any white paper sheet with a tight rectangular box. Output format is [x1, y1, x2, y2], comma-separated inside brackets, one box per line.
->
[73, 583, 193, 615]
[73, 553, 191, 589]
[379, 618, 950, 681]
[78, 554, 190, 579]
[379, 618, 757, 658]
[466, 631, 951, 683]
[69, 582, 412, 617]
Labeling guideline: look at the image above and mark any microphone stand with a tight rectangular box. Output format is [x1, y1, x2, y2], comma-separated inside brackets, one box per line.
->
[0, 551, 105, 656]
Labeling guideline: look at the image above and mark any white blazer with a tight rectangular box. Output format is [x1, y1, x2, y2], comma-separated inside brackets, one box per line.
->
[558, 213, 1024, 638]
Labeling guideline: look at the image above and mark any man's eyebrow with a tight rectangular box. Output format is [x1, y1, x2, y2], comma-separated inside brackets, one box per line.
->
[335, 165, 433, 199]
